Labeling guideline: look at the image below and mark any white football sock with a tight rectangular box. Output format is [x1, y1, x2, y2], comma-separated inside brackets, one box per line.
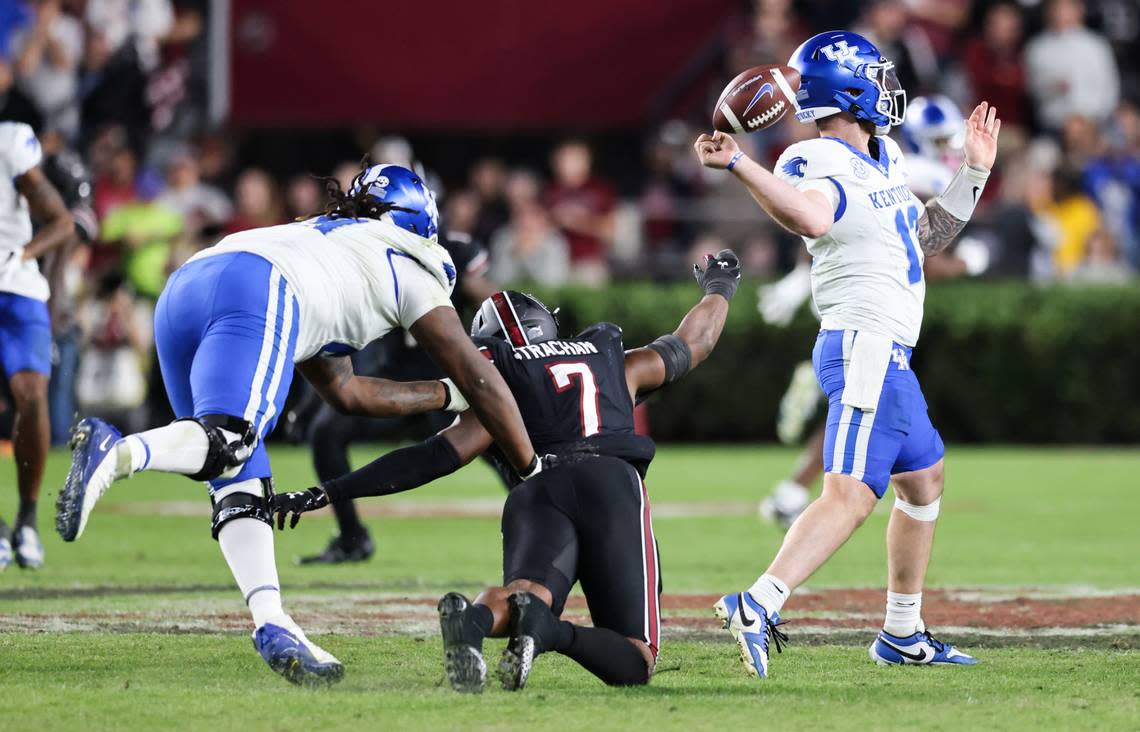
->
[119, 421, 210, 476]
[747, 573, 790, 616]
[218, 517, 284, 628]
[883, 591, 923, 636]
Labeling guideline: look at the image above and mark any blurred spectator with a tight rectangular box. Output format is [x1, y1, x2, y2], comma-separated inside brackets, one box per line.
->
[156, 145, 232, 237]
[78, 19, 148, 150]
[0, 53, 43, 129]
[1069, 228, 1129, 283]
[443, 189, 481, 241]
[331, 160, 361, 192]
[85, 0, 173, 72]
[99, 170, 184, 298]
[854, 0, 939, 95]
[284, 174, 322, 221]
[9, 0, 83, 138]
[1077, 106, 1140, 268]
[223, 168, 283, 235]
[76, 272, 151, 433]
[640, 126, 697, 255]
[1025, 0, 1120, 132]
[1043, 168, 1104, 277]
[489, 200, 570, 287]
[963, 2, 1031, 133]
[469, 157, 509, 244]
[92, 136, 138, 217]
[544, 139, 615, 285]
[726, 0, 810, 71]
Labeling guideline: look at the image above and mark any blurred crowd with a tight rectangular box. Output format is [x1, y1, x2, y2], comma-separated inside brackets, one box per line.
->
[1, 0, 1138, 440]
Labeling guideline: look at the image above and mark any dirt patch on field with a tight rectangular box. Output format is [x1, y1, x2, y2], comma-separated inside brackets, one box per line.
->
[2, 587, 1136, 648]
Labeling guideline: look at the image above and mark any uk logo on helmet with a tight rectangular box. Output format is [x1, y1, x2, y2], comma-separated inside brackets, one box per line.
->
[819, 40, 858, 62]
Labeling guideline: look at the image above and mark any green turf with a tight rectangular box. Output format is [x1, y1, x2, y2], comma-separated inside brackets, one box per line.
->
[1, 445, 1138, 730]
[2, 635, 1136, 731]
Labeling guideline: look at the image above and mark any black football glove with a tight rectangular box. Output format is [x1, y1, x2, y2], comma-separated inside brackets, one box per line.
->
[693, 249, 742, 301]
[274, 486, 330, 530]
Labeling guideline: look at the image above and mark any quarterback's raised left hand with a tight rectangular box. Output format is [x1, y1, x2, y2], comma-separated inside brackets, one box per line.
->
[964, 101, 1000, 171]
[274, 486, 330, 530]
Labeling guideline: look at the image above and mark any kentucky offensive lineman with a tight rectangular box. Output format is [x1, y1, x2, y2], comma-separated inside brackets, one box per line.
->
[694, 30, 999, 676]
[273, 251, 741, 692]
[0, 122, 73, 570]
[57, 163, 543, 686]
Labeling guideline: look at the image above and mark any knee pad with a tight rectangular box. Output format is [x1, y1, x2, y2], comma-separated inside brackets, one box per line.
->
[210, 477, 275, 539]
[177, 415, 255, 481]
[893, 496, 941, 521]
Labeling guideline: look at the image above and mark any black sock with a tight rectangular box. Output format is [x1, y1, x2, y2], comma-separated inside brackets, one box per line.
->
[463, 602, 494, 651]
[15, 500, 36, 529]
[557, 624, 650, 686]
[330, 498, 365, 539]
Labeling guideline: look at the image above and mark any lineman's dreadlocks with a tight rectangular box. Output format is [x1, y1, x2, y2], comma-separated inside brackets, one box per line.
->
[312, 157, 415, 221]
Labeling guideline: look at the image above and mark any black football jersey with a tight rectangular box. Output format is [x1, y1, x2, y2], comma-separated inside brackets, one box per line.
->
[474, 322, 656, 475]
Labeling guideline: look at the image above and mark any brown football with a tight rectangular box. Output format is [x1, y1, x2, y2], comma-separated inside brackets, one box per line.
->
[712, 64, 801, 133]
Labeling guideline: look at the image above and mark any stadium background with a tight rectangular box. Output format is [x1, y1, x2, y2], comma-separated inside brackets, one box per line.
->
[0, 0, 1137, 446]
[1, 1, 1138, 729]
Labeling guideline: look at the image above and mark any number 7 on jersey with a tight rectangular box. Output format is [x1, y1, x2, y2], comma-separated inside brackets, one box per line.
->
[546, 362, 601, 437]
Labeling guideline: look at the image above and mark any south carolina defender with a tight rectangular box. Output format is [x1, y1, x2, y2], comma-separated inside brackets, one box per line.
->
[694, 30, 998, 677]
[0, 122, 73, 571]
[56, 162, 543, 687]
[274, 251, 741, 692]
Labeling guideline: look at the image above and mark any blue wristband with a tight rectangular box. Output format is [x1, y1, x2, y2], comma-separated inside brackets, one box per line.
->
[726, 151, 745, 171]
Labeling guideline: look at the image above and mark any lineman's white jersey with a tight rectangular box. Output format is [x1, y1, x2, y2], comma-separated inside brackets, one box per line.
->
[0, 122, 48, 301]
[774, 135, 925, 346]
[190, 216, 456, 361]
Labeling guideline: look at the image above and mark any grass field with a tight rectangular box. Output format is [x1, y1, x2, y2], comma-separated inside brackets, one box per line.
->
[2, 445, 1138, 730]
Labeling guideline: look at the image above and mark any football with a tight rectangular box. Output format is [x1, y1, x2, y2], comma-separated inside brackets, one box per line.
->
[712, 64, 801, 133]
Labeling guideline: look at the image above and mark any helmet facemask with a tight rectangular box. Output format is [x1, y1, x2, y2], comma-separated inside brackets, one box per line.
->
[863, 61, 907, 135]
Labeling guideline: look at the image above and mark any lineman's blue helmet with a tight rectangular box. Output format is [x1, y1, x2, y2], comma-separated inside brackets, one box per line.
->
[349, 163, 439, 241]
[901, 94, 965, 158]
[788, 30, 906, 135]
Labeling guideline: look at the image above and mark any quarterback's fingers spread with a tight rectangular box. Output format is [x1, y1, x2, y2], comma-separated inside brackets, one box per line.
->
[992, 117, 1001, 140]
[985, 106, 998, 132]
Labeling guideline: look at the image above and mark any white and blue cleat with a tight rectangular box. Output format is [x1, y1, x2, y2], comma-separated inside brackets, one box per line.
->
[253, 619, 345, 687]
[57, 417, 124, 542]
[869, 628, 978, 666]
[714, 591, 788, 679]
[0, 527, 11, 571]
[13, 525, 44, 569]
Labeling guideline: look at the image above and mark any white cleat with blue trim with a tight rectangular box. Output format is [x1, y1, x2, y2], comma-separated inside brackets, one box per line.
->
[253, 617, 345, 687]
[714, 591, 788, 679]
[869, 628, 978, 666]
[57, 417, 125, 542]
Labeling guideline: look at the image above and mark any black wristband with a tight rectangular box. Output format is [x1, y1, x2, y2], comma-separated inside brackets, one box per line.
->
[322, 434, 462, 501]
[645, 334, 692, 384]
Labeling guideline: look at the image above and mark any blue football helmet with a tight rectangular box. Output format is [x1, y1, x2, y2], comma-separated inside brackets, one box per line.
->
[788, 30, 906, 135]
[901, 94, 965, 159]
[349, 163, 439, 241]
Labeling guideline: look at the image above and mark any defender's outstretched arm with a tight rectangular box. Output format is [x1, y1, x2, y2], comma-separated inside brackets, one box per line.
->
[624, 250, 740, 399]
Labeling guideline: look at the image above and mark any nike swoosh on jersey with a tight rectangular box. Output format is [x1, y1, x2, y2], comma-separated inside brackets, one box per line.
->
[972, 185, 980, 203]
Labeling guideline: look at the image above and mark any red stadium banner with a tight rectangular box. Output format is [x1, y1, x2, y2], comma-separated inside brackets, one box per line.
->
[226, 0, 734, 130]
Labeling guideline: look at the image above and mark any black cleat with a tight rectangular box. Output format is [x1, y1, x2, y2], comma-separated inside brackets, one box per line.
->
[298, 532, 374, 565]
[438, 592, 486, 693]
[499, 591, 556, 691]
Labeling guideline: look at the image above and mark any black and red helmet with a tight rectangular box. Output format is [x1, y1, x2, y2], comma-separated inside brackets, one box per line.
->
[471, 291, 559, 347]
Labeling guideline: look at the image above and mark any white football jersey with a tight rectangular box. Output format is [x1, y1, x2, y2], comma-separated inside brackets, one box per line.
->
[0, 122, 48, 301]
[190, 217, 456, 361]
[774, 135, 925, 346]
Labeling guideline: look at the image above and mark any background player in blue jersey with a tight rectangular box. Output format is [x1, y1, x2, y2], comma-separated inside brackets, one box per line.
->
[56, 162, 545, 687]
[693, 30, 1000, 677]
[0, 122, 74, 571]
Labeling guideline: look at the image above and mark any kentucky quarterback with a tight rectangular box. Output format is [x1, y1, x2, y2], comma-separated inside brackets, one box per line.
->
[57, 162, 544, 687]
[694, 30, 999, 677]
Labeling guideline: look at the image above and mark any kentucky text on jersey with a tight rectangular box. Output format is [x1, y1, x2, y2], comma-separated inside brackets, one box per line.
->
[513, 340, 600, 360]
[868, 183, 913, 209]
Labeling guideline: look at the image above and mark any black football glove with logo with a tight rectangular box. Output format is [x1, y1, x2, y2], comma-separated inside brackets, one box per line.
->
[274, 486, 330, 529]
[693, 249, 742, 301]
